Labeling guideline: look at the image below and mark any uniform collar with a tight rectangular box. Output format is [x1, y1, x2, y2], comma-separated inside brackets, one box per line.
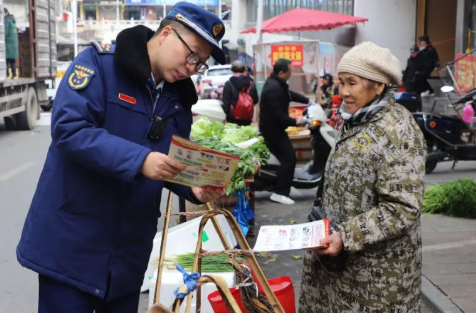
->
[115, 25, 198, 107]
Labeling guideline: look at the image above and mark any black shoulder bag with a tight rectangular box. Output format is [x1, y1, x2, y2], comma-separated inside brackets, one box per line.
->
[308, 176, 349, 272]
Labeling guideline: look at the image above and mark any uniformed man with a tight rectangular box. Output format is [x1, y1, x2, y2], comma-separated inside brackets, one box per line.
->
[17, 2, 226, 312]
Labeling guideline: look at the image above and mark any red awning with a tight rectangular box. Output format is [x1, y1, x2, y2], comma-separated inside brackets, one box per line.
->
[242, 8, 368, 34]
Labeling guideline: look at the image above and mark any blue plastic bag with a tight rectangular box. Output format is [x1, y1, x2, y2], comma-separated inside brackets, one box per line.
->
[233, 189, 255, 237]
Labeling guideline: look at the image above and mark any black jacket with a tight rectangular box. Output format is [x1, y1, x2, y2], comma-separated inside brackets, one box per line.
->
[259, 74, 309, 136]
[420, 45, 440, 71]
[403, 53, 430, 85]
[222, 74, 259, 124]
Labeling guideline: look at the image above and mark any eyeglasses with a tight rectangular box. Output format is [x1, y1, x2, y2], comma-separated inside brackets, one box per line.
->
[171, 28, 209, 74]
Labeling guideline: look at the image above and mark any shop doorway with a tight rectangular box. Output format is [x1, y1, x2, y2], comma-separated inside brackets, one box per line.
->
[417, 0, 457, 76]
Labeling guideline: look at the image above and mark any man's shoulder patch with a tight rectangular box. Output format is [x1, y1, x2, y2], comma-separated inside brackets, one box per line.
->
[68, 64, 96, 90]
[91, 42, 116, 54]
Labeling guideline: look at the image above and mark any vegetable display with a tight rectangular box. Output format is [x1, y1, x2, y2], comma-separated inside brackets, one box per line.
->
[191, 117, 270, 195]
[164, 253, 234, 272]
[423, 178, 476, 218]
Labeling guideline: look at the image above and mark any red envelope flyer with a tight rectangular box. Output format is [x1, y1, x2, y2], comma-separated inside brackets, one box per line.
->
[164, 135, 240, 188]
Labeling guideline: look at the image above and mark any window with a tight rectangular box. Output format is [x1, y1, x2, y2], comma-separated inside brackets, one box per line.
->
[464, 0, 476, 53]
[247, 0, 354, 22]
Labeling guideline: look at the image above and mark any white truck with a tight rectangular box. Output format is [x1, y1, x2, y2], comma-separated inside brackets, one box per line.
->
[0, 0, 56, 130]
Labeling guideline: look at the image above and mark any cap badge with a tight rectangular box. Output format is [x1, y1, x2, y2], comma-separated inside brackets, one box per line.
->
[213, 24, 223, 37]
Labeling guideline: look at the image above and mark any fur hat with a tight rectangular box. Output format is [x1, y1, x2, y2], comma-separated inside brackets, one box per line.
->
[337, 42, 402, 85]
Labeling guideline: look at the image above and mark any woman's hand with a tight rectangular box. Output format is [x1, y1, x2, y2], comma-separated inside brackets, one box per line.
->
[313, 233, 344, 256]
[191, 186, 225, 203]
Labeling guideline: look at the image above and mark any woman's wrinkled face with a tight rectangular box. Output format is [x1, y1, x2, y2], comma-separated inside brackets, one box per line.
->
[338, 73, 383, 114]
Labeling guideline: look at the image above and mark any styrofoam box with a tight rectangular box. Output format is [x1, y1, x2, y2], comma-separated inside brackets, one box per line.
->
[148, 268, 235, 313]
[141, 215, 238, 292]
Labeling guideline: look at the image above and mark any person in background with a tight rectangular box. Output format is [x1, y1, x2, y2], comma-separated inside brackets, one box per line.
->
[222, 60, 259, 126]
[418, 35, 439, 97]
[318, 73, 333, 109]
[299, 41, 425, 312]
[17, 2, 226, 312]
[332, 75, 340, 97]
[403, 45, 430, 98]
[327, 75, 343, 129]
[259, 58, 310, 205]
[4, 7, 18, 79]
[244, 66, 254, 81]
[4, 7, 16, 24]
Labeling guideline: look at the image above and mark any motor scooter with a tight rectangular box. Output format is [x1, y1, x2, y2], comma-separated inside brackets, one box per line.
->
[408, 86, 476, 173]
[254, 103, 335, 191]
[191, 100, 336, 190]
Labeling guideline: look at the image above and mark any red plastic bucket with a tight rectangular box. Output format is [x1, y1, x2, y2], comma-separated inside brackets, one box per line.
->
[208, 276, 295, 313]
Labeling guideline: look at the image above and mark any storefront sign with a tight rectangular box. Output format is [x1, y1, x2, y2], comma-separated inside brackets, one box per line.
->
[126, 0, 218, 5]
[270, 45, 304, 67]
[455, 53, 476, 93]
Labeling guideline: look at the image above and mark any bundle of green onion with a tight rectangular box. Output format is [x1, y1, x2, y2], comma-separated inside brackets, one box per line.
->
[164, 253, 234, 272]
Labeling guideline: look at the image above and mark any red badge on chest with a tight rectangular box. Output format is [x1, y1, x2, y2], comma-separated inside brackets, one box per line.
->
[118, 93, 136, 105]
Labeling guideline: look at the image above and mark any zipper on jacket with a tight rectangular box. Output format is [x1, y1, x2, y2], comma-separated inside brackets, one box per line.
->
[145, 84, 177, 120]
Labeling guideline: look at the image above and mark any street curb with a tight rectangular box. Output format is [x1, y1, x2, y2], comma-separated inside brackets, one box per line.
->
[421, 275, 463, 313]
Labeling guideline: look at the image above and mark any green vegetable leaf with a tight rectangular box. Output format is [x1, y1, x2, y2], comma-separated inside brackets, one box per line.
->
[291, 254, 302, 260]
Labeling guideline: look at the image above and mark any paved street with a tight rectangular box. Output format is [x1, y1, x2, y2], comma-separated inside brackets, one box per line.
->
[1, 115, 476, 312]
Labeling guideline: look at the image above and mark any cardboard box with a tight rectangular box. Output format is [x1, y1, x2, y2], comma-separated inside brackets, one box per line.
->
[289, 133, 312, 162]
[141, 215, 237, 292]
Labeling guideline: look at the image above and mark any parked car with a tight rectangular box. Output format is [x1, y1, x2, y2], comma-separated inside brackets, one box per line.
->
[199, 65, 232, 99]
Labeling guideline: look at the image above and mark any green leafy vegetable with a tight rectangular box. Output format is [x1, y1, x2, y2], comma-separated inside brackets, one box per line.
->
[221, 123, 258, 144]
[164, 253, 234, 272]
[190, 117, 224, 139]
[423, 179, 476, 218]
[291, 254, 302, 260]
[190, 117, 270, 195]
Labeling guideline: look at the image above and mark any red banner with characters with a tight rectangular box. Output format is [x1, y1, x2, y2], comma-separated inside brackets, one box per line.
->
[271, 45, 304, 67]
[455, 53, 476, 93]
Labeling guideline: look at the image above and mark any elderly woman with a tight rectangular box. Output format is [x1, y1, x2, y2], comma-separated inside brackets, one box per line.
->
[299, 42, 426, 312]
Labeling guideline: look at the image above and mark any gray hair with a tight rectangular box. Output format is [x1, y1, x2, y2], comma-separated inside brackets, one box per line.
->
[231, 60, 246, 73]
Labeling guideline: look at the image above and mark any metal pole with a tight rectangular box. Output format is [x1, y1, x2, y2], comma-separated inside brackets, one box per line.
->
[116, 0, 119, 23]
[218, 0, 222, 48]
[163, 0, 166, 18]
[257, 0, 263, 43]
[72, 0, 78, 57]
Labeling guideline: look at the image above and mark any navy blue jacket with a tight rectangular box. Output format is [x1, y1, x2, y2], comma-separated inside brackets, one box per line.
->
[17, 26, 201, 300]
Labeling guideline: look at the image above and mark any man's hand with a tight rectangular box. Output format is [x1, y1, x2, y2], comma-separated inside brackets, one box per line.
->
[140, 152, 186, 180]
[191, 186, 225, 203]
[313, 233, 344, 256]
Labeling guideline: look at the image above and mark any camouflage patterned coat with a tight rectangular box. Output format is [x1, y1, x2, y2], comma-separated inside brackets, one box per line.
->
[299, 98, 426, 312]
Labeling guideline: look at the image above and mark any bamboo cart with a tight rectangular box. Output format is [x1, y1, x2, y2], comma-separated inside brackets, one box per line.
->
[149, 192, 285, 313]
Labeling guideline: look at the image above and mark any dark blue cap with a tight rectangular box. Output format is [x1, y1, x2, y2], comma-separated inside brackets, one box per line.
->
[166, 2, 226, 64]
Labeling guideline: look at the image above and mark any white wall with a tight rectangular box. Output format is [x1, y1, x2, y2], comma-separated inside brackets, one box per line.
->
[230, 0, 247, 44]
[354, 0, 417, 70]
[4, 0, 29, 28]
